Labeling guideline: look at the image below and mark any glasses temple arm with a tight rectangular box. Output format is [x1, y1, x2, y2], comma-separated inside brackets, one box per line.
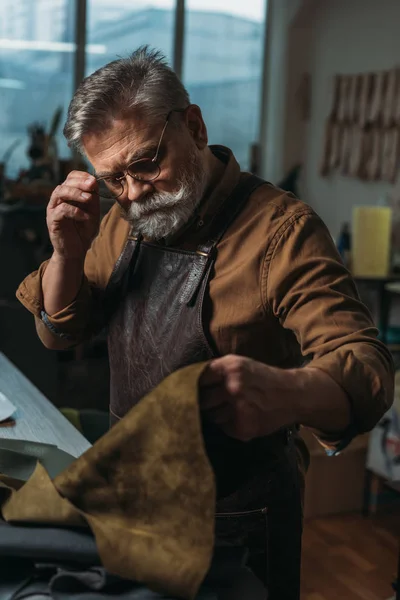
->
[153, 116, 171, 163]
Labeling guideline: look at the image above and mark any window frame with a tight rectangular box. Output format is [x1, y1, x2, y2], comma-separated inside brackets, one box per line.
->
[75, 0, 269, 174]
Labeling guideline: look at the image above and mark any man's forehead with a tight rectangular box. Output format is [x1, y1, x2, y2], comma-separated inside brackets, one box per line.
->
[83, 116, 161, 172]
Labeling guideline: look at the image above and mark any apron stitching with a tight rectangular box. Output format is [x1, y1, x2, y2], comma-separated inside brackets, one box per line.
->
[109, 406, 121, 420]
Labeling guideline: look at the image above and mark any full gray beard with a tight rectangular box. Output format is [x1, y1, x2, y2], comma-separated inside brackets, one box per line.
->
[120, 153, 207, 240]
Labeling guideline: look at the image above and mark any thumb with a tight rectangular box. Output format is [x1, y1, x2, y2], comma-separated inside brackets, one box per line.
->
[199, 359, 227, 388]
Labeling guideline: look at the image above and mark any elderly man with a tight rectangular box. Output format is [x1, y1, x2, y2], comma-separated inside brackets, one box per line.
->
[17, 47, 393, 599]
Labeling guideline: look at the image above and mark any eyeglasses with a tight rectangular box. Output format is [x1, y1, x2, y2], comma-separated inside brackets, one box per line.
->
[95, 108, 186, 200]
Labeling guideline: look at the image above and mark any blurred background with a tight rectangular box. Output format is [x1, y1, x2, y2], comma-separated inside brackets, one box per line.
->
[2, 1, 400, 598]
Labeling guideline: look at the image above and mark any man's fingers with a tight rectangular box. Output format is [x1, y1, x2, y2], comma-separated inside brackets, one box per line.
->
[58, 184, 96, 205]
[206, 403, 233, 425]
[64, 171, 96, 187]
[199, 366, 224, 388]
[63, 176, 98, 193]
[49, 185, 91, 208]
[51, 202, 90, 222]
[199, 357, 234, 387]
[200, 358, 249, 397]
[48, 189, 99, 219]
[48, 174, 98, 210]
[200, 386, 228, 410]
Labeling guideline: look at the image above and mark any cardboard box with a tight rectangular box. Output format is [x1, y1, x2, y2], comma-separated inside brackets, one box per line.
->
[301, 428, 369, 519]
[367, 372, 400, 482]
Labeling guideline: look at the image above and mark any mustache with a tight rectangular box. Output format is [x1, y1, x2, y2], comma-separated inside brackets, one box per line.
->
[124, 186, 186, 219]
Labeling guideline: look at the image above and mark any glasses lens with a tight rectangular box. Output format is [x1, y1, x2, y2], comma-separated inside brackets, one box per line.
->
[127, 159, 160, 181]
[98, 177, 124, 199]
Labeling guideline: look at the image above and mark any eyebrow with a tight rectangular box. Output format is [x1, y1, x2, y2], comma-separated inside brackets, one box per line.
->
[95, 144, 158, 179]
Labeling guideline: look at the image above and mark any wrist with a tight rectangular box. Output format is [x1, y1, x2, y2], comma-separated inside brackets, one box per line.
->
[275, 366, 307, 425]
[263, 365, 325, 425]
[285, 366, 351, 432]
[43, 252, 86, 317]
[284, 367, 316, 425]
[259, 363, 302, 426]
[51, 251, 86, 270]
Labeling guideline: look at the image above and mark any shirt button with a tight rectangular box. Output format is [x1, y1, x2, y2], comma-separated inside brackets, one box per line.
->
[197, 219, 204, 228]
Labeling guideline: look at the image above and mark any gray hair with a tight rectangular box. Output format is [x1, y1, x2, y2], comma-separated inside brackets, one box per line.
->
[63, 46, 190, 153]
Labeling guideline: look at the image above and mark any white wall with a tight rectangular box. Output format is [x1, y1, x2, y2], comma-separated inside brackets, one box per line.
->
[291, 0, 400, 239]
[283, 20, 312, 175]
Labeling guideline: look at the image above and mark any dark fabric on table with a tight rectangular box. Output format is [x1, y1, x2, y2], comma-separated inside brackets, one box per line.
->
[0, 523, 266, 600]
[0, 521, 100, 566]
[0, 561, 219, 600]
[0, 562, 265, 600]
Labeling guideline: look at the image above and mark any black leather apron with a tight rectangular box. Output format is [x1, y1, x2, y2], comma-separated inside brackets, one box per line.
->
[104, 176, 302, 599]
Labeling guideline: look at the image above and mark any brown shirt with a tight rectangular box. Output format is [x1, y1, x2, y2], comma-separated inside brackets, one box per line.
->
[16, 146, 394, 450]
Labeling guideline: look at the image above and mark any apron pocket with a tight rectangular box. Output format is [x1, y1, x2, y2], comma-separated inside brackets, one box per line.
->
[215, 507, 268, 577]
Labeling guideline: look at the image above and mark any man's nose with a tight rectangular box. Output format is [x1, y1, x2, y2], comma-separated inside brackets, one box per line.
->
[124, 177, 153, 203]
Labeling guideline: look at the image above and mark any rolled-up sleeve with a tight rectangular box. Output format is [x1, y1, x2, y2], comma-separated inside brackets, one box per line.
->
[16, 259, 103, 350]
[264, 209, 394, 449]
[16, 205, 127, 350]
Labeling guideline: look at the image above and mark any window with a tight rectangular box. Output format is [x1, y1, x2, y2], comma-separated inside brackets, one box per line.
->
[183, 0, 266, 170]
[86, 0, 175, 77]
[0, 0, 75, 178]
[0, 0, 267, 179]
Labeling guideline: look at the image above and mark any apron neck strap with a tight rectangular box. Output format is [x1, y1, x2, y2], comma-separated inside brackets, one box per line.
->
[195, 175, 268, 257]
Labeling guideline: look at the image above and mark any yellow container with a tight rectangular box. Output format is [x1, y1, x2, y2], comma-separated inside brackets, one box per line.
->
[352, 206, 392, 277]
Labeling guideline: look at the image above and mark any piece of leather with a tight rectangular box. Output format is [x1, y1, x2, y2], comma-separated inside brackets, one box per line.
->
[0, 418, 16, 428]
[0, 363, 215, 600]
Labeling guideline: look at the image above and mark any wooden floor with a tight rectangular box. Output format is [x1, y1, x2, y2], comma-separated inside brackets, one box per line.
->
[301, 513, 400, 600]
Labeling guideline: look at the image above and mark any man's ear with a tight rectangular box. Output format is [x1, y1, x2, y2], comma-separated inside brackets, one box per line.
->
[184, 105, 208, 150]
